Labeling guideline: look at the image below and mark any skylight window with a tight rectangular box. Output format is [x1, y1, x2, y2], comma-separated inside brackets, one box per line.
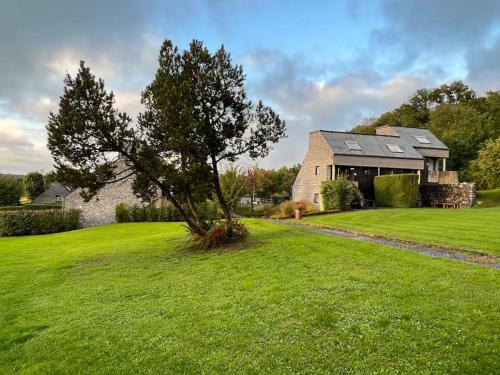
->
[386, 144, 403, 153]
[415, 135, 431, 144]
[345, 141, 362, 150]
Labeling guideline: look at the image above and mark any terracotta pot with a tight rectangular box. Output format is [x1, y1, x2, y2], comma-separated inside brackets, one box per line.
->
[294, 208, 302, 220]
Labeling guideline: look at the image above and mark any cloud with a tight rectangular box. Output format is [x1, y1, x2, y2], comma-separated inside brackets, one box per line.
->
[0, 118, 52, 173]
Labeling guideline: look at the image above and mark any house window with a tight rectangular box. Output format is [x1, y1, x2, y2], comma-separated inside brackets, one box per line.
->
[327, 165, 333, 180]
[415, 135, 431, 144]
[386, 143, 403, 153]
[345, 141, 362, 150]
[315, 166, 320, 175]
[314, 193, 320, 203]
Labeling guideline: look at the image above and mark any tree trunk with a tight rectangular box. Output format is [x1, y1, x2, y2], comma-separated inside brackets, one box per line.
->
[186, 193, 206, 231]
[211, 156, 232, 223]
[164, 190, 206, 236]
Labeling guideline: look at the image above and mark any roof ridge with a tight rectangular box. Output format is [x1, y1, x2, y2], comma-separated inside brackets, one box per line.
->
[315, 130, 400, 138]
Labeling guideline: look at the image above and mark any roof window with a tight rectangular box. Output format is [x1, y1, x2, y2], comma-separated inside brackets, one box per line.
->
[345, 141, 362, 150]
[386, 144, 403, 153]
[415, 135, 431, 144]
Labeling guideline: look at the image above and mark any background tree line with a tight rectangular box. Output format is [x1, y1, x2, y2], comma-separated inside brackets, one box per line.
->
[0, 171, 58, 206]
[352, 81, 500, 189]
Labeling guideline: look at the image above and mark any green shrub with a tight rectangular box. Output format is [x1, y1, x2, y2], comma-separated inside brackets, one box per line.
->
[321, 178, 360, 210]
[0, 204, 62, 211]
[115, 203, 130, 222]
[0, 177, 22, 206]
[129, 204, 147, 222]
[374, 174, 419, 208]
[0, 209, 80, 236]
[188, 219, 248, 250]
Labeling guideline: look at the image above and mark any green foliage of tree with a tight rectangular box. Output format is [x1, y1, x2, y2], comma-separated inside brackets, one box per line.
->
[23, 172, 45, 199]
[0, 177, 22, 206]
[219, 165, 246, 211]
[46, 40, 286, 244]
[469, 137, 500, 190]
[428, 103, 495, 175]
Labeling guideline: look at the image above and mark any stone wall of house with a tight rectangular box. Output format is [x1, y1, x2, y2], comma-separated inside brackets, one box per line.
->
[64, 176, 144, 227]
[292, 132, 333, 209]
[419, 182, 476, 208]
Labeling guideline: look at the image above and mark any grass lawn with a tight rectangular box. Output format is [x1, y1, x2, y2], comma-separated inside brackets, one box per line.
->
[476, 188, 500, 208]
[302, 207, 500, 256]
[1, 221, 499, 374]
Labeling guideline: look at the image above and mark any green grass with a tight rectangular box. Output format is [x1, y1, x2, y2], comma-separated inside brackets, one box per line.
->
[476, 188, 500, 208]
[1, 221, 499, 374]
[302, 207, 500, 255]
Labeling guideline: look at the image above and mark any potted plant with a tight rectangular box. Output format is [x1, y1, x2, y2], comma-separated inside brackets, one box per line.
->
[294, 200, 305, 220]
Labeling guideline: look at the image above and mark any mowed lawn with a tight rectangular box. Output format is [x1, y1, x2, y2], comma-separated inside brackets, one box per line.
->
[1, 221, 499, 374]
[303, 207, 500, 255]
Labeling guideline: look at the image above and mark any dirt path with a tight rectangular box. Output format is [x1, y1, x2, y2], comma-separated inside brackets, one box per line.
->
[268, 219, 500, 269]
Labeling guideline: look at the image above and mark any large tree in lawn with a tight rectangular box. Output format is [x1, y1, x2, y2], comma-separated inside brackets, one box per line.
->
[47, 39, 286, 242]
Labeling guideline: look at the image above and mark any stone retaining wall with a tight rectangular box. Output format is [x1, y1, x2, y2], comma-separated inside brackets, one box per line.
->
[419, 182, 476, 208]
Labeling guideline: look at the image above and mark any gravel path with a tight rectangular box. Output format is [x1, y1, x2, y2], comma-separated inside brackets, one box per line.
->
[269, 219, 500, 269]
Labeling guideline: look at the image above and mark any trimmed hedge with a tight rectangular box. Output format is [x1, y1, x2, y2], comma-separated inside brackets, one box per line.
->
[0, 204, 62, 211]
[0, 209, 80, 236]
[374, 173, 419, 208]
[116, 201, 221, 223]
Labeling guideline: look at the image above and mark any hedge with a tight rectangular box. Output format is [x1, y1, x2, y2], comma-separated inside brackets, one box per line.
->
[374, 173, 419, 208]
[0, 209, 80, 236]
[0, 204, 62, 211]
[115, 201, 221, 223]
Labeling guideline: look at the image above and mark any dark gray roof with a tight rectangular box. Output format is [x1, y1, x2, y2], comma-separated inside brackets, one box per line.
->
[387, 126, 448, 149]
[32, 182, 72, 204]
[319, 131, 425, 159]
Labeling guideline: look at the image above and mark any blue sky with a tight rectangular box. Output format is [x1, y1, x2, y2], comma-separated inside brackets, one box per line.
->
[1, 0, 500, 173]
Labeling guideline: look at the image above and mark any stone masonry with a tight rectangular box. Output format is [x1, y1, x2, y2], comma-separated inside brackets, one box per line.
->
[419, 182, 476, 208]
[63, 160, 145, 227]
[292, 131, 333, 209]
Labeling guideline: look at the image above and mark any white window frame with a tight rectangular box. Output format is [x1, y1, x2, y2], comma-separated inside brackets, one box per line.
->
[386, 143, 404, 153]
[314, 193, 320, 203]
[415, 135, 431, 144]
[315, 166, 320, 175]
[345, 141, 362, 150]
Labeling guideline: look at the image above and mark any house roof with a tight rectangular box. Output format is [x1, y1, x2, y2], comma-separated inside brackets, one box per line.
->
[384, 126, 448, 149]
[318, 131, 425, 159]
[32, 182, 72, 204]
[314, 126, 448, 160]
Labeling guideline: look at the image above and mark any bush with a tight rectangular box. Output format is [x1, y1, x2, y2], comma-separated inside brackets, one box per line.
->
[115, 203, 130, 222]
[189, 219, 248, 250]
[279, 200, 295, 218]
[374, 174, 419, 208]
[0, 177, 22, 206]
[115, 202, 186, 223]
[0, 209, 80, 236]
[271, 192, 288, 204]
[0, 204, 61, 211]
[321, 178, 360, 210]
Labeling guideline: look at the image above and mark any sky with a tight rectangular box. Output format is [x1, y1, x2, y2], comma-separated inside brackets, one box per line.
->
[1, 0, 500, 174]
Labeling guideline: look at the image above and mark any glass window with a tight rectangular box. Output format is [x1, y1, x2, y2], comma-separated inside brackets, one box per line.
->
[415, 135, 431, 144]
[315, 166, 320, 175]
[314, 193, 319, 203]
[386, 144, 403, 153]
[345, 141, 362, 150]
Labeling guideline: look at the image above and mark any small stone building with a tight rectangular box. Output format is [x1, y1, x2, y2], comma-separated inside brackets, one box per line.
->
[63, 163, 145, 227]
[32, 182, 72, 204]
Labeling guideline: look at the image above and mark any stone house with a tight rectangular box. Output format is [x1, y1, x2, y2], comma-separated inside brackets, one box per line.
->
[63, 162, 144, 227]
[32, 182, 72, 204]
[292, 126, 465, 209]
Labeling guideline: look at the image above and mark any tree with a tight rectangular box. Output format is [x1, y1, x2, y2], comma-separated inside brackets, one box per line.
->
[47, 40, 286, 245]
[23, 172, 45, 199]
[469, 137, 500, 190]
[428, 103, 495, 175]
[0, 177, 22, 206]
[219, 165, 246, 211]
